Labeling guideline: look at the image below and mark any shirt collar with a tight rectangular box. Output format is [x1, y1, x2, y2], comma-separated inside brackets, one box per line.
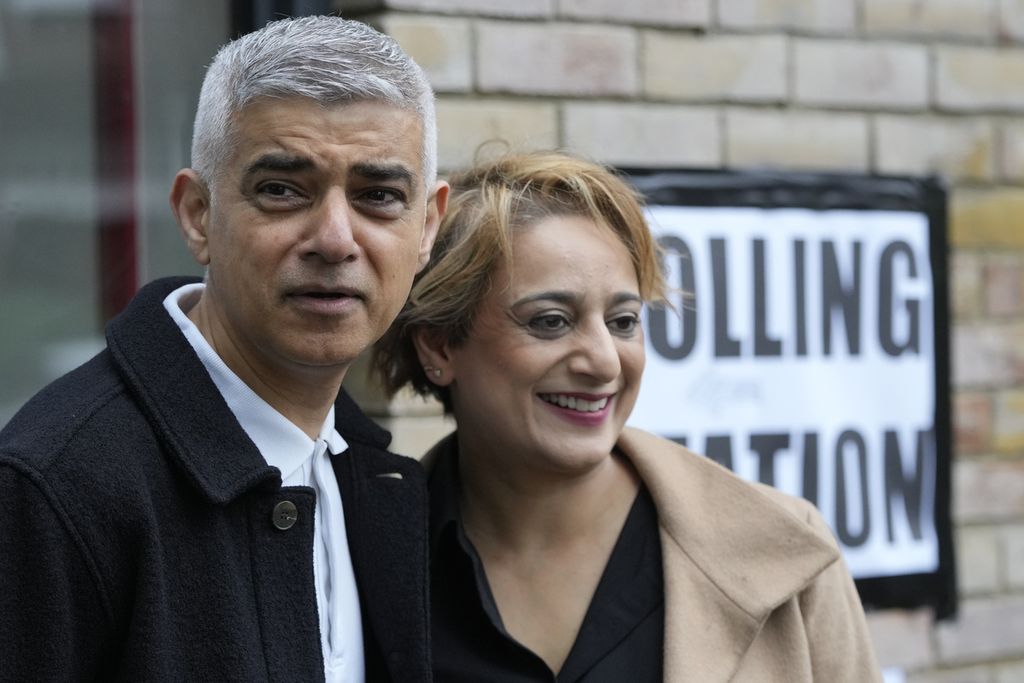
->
[163, 282, 348, 481]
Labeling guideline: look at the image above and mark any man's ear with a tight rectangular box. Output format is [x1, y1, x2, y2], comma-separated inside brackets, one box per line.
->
[170, 169, 212, 266]
[412, 326, 454, 386]
[417, 180, 449, 271]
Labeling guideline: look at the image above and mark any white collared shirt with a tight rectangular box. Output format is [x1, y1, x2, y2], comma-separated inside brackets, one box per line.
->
[164, 283, 365, 683]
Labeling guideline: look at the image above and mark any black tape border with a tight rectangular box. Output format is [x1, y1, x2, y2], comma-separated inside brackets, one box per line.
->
[620, 167, 957, 620]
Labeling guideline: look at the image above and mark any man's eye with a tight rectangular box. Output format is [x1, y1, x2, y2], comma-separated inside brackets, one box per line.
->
[257, 182, 300, 198]
[361, 188, 405, 204]
[356, 188, 408, 218]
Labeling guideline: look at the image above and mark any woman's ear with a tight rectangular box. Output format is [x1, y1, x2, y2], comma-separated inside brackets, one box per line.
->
[412, 328, 454, 387]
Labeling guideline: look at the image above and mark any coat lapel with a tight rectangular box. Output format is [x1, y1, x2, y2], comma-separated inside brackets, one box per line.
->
[106, 277, 280, 504]
[616, 427, 839, 682]
[333, 441, 430, 683]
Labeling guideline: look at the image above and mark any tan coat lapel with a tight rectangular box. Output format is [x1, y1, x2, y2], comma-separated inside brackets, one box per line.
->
[616, 427, 840, 682]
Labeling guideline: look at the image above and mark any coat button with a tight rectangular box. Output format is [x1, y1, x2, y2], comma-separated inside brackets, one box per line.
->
[272, 500, 298, 530]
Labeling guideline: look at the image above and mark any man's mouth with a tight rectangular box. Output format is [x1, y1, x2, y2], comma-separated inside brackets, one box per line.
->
[286, 286, 363, 313]
[538, 393, 610, 413]
[301, 292, 349, 299]
[289, 285, 361, 301]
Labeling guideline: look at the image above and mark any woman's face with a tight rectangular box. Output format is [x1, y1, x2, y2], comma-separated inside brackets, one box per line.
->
[444, 214, 646, 476]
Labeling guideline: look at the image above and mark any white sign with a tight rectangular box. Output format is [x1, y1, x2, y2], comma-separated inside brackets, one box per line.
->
[630, 206, 939, 579]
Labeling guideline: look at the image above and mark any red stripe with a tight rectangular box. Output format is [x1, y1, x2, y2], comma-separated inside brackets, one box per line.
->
[94, 0, 137, 322]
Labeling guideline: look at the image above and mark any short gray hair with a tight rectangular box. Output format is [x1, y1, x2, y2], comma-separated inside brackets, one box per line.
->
[191, 16, 437, 188]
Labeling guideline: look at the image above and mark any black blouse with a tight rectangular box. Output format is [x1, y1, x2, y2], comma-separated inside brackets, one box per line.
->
[428, 442, 664, 683]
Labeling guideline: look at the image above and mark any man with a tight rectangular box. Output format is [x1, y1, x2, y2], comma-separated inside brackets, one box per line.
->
[0, 16, 447, 682]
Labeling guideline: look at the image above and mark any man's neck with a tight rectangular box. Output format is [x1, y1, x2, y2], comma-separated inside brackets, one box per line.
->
[186, 295, 346, 440]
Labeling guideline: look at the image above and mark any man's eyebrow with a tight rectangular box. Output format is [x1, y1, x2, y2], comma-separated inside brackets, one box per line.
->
[241, 156, 417, 188]
[351, 162, 415, 187]
[243, 153, 315, 177]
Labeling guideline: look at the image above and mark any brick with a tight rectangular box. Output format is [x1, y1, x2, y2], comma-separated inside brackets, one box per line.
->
[993, 389, 1024, 454]
[907, 666, 994, 683]
[340, 353, 420, 416]
[375, 413, 454, 459]
[718, 0, 856, 33]
[985, 251, 1024, 316]
[364, 0, 553, 17]
[725, 108, 869, 172]
[957, 526, 1002, 595]
[954, 391, 994, 455]
[998, 0, 1024, 44]
[936, 594, 1024, 664]
[563, 102, 720, 167]
[950, 187, 1024, 249]
[477, 21, 636, 96]
[866, 608, 936, 670]
[377, 15, 471, 93]
[936, 46, 1024, 113]
[342, 353, 453, 456]
[996, 121, 1024, 182]
[864, 0, 996, 41]
[874, 115, 995, 182]
[1003, 524, 1024, 589]
[950, 251, 985, 320]
[434, 98, 558, 171]
[559, 0, 710, 27]
[954, 458, 1024, 522]
[643, 32, 786, 103]
[952, 322, 1024, 389]
[996, 660, 1024, 683]
[794, 39, 928, 110]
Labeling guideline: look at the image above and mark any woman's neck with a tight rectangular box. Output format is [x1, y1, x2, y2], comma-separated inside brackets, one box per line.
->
[456, 440, 641, 555]
[454, 437, 644, 676]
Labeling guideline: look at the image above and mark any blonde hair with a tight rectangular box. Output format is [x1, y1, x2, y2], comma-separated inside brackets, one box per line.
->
[372, 150, 666, 410]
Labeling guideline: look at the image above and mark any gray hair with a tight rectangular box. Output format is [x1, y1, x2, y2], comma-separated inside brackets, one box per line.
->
[191, 15, 437, 188]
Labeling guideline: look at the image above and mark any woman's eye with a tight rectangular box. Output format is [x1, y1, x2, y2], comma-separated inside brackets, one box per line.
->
[608, 314, 640, 335]
[528, 313, 570, 334]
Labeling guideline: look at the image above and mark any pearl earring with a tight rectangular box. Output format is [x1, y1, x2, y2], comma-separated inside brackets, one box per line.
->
[423, 366, 442, 378]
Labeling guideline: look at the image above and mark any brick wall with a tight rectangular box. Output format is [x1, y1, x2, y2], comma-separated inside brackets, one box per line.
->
[341, 0, 1024, 678]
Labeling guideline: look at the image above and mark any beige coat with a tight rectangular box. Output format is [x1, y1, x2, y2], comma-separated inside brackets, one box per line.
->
[616, 427, 883, 682]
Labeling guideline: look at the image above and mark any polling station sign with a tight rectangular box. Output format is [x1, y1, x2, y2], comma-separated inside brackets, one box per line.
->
[624, 170, 955, 618]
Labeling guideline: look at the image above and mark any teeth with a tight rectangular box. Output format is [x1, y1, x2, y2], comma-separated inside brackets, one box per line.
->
[539, 394, 609, 413]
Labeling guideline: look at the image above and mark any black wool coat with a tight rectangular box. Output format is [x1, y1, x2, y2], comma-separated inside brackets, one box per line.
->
[0, 277, 430, 682]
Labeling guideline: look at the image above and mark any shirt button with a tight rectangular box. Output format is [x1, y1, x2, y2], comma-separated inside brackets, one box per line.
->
[272, 500, 298, 530]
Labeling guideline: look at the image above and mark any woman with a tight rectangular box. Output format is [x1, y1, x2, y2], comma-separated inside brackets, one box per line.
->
[373, 151, 881, 682]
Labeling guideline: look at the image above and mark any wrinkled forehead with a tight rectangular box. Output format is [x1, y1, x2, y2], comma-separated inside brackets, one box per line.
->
[220, 96, 426, 181]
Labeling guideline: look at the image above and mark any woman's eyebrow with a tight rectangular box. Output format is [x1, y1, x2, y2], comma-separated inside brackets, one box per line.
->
[511, 291, 577, 308]
[511, 291, 642, 308]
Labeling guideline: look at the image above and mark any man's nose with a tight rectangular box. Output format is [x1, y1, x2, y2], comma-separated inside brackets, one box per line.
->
[304, 191, 358, 263]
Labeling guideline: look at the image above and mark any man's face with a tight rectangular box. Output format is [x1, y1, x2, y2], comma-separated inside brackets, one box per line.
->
[174, 97, 445, 386]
